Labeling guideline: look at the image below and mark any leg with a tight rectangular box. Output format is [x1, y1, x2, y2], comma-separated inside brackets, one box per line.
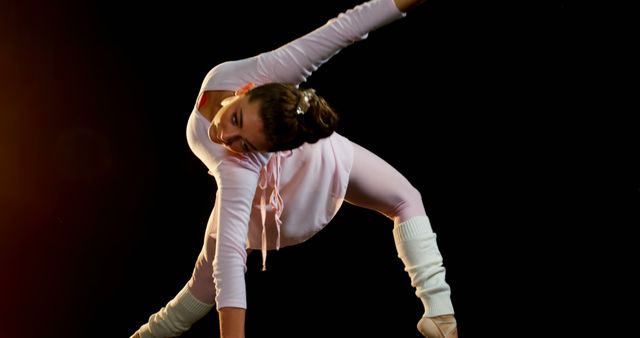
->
[346, 142, 456, 337]
[132, 209, 219, 338]
[345, 143, 426, 224]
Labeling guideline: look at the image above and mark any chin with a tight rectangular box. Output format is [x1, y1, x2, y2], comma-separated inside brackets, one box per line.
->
[225, 146, 242, 154]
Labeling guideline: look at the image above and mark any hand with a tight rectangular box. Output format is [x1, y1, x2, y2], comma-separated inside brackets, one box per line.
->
[394, 0, 427, 12]
[417, 315, 458, 338]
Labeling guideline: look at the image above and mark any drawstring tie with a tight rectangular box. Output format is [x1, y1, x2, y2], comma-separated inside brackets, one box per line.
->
[257, 151, 291, 271]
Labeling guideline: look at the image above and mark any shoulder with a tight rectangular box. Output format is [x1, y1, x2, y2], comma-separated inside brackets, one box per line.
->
[212, 152, 271, 180]
[200, 57, 261, 92]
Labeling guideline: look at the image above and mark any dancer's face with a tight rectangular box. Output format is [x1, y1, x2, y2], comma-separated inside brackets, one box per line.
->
[209, 95, 269, 154]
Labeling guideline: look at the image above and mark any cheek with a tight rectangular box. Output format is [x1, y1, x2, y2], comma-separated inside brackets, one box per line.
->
[212, 107, 228, 127]
[212, 113, 221, 127]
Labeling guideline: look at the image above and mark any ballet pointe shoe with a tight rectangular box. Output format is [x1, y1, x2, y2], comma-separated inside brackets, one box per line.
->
[417, 315, 458, 338]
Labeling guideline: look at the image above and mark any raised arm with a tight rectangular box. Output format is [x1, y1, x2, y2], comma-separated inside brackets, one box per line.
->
[255, 0, 407, 85]
[199, 0, 428, 93]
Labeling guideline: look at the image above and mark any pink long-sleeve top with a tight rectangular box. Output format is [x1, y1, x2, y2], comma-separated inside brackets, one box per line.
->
[185, 0, 405, 310]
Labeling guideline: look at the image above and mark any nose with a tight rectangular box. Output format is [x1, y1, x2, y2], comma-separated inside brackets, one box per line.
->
[218, 128, 238, 145]
[218, 131, 228, 145]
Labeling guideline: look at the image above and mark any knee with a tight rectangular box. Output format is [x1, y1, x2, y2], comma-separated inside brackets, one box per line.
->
[394, 185, 426, 222]
[191, 253, 214, 285]
[407, 185, 423, 205]
[188, 254, 216, 304]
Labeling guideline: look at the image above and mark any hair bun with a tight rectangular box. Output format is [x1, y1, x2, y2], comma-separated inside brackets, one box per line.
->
[300, 90, 339, 144]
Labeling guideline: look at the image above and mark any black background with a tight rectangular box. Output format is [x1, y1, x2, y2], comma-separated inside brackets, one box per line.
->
[3, 1, 636, 337]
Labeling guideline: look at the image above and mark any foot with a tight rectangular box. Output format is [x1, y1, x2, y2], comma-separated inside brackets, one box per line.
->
[417, 315, 457, 338]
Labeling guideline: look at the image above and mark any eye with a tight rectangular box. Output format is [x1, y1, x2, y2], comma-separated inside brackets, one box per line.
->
[231, 113, 238, 125]
[241, 141, 250, 152]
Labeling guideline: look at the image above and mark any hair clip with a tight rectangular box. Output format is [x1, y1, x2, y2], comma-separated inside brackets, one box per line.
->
[296, 89, 315, 115]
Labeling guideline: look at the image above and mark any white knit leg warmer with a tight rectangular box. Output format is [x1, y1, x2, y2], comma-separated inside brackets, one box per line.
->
[393, 216, 454, 317]
[134, 284, 214, 338]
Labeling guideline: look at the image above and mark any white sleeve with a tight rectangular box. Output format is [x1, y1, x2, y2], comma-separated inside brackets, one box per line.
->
[256, 0, 405, 85]
[200, 0, 405, 92]
[209, 154, 266, 309]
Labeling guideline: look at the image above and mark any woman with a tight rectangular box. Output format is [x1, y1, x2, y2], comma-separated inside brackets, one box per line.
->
[131, 0, 457, 337]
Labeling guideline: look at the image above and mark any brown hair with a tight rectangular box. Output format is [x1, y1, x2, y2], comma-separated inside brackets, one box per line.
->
[247, 83, 339, 152]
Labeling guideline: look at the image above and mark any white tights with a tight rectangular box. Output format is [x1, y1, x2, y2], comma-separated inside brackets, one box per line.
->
[345, 141, 426, 224]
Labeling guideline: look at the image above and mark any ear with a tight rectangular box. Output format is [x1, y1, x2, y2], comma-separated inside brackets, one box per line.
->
[235, 82, 255, 96]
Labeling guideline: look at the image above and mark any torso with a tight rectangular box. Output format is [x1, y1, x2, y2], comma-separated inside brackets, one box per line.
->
[197, 90, 235, 122]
